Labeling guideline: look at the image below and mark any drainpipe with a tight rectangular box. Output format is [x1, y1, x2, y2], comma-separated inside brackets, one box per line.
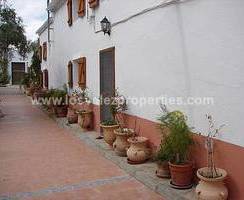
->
[47, 0, 51, 43]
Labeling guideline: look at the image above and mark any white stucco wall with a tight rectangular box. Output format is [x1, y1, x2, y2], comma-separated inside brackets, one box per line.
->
[38, 0, 244, 147]
[8, 50, 32, 84]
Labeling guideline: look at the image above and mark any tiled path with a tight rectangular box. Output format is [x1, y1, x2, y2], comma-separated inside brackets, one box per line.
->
[0, 87, 164, 200]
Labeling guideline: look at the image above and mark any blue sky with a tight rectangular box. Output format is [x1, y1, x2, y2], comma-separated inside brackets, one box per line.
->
[8, 0, 47, 41]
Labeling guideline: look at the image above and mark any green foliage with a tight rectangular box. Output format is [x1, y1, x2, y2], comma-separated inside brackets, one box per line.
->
[0, 6, 28, 57]
[0, 4, 28, 85]
[0, 59, 9, 84]
[101, 119, 118, 126]
[29, 46, 41, 86]
[20, 73, 30, 87]
[156, 105, 193, 165]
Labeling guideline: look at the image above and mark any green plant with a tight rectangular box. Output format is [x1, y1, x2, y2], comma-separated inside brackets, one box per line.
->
[158, 104, 193, 165]
[200, 115, 225, 178]
[72, 86, 91, 104]
[101, 119, 118, 126]
[20, 73, 30, 87]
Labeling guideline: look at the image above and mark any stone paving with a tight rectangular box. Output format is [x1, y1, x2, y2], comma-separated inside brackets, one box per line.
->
[0, 87, 196, 200]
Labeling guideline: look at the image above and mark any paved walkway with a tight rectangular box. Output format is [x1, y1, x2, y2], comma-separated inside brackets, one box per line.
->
[0, 87, 164, 200]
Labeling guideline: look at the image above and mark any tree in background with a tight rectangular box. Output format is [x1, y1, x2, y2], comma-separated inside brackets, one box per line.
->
[0, 3, 28, 85]
[29, 41, 42, 86]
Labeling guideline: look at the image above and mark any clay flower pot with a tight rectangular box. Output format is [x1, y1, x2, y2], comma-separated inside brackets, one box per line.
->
[169, 162, 193, 189]
[113, 128, 133, 157]
[156, 161, 171, 178]
[77, 110, 93, 129]
[25, 88, 31, 96]
[196, 167, 228, 200]
[53, 105, 68, 118]
[33, 90, 46, 99]
[67, 107, 78, 124]
[100, 124, 119, 146]
[127, 136, 151, 164]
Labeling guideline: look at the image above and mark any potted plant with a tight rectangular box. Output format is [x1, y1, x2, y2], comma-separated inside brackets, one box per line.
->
[20, 73, 30, 93]
[196, 115, 228, 200]
[159, 106, 194, 189]
[154, 104, 172, 178]
[100, 89, 129, 149]
[51, 88, 68, 118]
[126, 120, 151, 164]
[101, 119, 119, 146]
[41, 89, 55, 111]
[72, 87, 93, 130]
[109, 89, 135, 156]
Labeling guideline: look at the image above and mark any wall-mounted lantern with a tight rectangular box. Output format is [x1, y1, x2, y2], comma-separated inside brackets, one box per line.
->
[100, 17, 111, 36]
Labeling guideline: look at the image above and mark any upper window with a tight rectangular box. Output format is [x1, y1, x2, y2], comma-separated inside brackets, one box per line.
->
[78, 0, 86, 17]
[67, 0, 72, 26]
[88, 0, 99, 8]
[43, 42, 47, 61]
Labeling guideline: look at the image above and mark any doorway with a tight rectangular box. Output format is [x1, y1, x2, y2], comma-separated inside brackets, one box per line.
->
[12, 62, 25, 85]
[100, 47, 115, 123]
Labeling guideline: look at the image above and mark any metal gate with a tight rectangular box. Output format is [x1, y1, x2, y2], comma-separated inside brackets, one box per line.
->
[100, 47, 115, 122]
[12, 62, 25, 85]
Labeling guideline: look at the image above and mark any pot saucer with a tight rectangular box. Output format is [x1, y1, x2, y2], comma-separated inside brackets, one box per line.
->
[169, 181, 193, 190]
[155, 170, 170, 178]
[127, 158, 147, 165]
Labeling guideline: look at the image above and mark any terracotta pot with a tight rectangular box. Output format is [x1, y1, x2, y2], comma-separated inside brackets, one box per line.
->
[169, 162, 193, 188]
[196, 167, 228, 200]
[67, 107, 78, 124]
[113, 129, 133, 157]
[156, 161, 171, 178]
[53, 105, 68, 118]
[33, 90, 46, 99]
[100, 124, 119, 146]
[127, 136, 151, 164]
[77, 110, 93, 129]
[25, 88, 31, 96]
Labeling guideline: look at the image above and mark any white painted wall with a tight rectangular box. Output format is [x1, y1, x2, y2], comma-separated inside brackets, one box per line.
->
[38, 0, 244, 147]
[8, 50, 32, 84]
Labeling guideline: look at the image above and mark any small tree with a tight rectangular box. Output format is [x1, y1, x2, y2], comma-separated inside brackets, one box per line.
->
[202, 115, 225, 178]
[29, 44, 41, 86]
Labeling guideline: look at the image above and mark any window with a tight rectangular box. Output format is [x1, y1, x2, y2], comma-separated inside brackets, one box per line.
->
[67, 0, 72, 26]
[78, 0, 85, 17]
[43, 42, 47, 61]
[68, 61, 73, 88]
[39, 45, 42, 61]
[78, 57, 86, 88]
[88, 0, 99, 8]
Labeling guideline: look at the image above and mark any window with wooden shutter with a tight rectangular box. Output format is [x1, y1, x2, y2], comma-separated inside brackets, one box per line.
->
[78, 0, 85, 17]
[43, 42, 47, 61]
[67, 61, 73, 88]
[67, 0, 73, 26]
[78, 57, 86, 88]
[39, 45, 42, 61]
[88, 0, 99, 8]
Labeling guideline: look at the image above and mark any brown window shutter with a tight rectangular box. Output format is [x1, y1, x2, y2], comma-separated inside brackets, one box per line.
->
[39, 45, 42, 61]
[43, 42, 47, 61]
[78, 0, 85, 17]
[78, 57, 86, 88]
[88, 0, 99, 8]
[67, 0, 72, 26]
[68, 61, 73, 88]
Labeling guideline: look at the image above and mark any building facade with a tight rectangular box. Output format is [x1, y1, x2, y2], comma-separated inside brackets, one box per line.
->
[7, 50, 32, 85]
[37, 0, 244, 199]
